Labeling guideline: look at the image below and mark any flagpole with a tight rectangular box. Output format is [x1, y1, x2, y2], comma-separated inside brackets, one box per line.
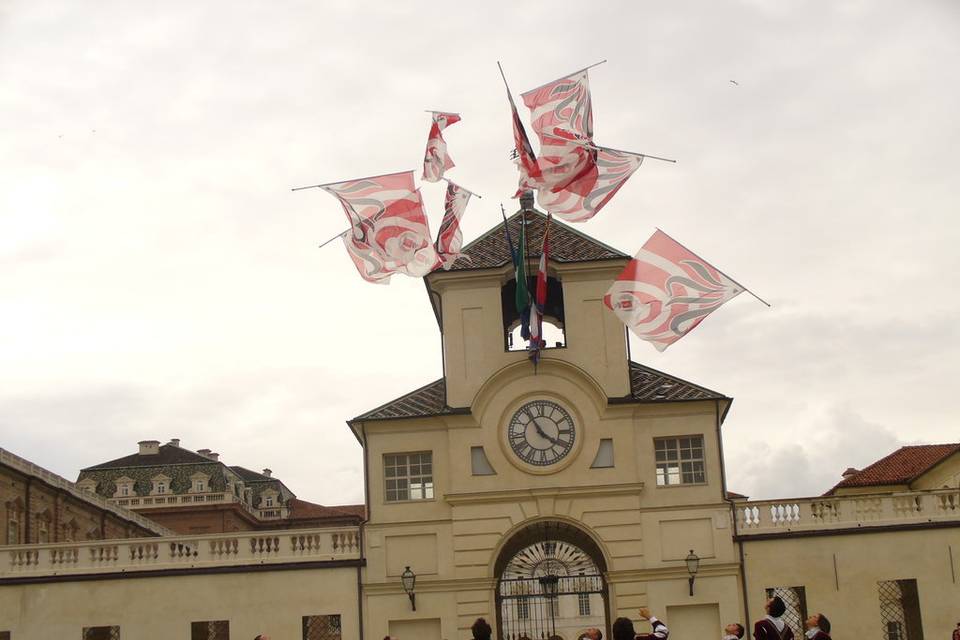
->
[424, 110, 461, 116]
[441, 177, 482, 199]
[291, 169, 415, 192]
[654, 227, 772, 307]
[520, 60, 608, 95]
[576, 141, 676, 164]
[318, 229, 349, 249]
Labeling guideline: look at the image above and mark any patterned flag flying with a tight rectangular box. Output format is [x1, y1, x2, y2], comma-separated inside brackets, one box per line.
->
[498, 64, 542, 193]
[521, 69, 598, 197]
[604, 230, 744, 351]
[321, 171, 438, 283]
[422, 112, 461, 183]
[434, 181, 472, 270]
[537, 147, 643, 223]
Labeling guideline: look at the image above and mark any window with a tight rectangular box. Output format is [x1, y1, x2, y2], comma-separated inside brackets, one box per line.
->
[590, 438, 614, 468]
[517, 598, 530, 619]
[83, 626, 120, 640]
[191, 620, 229, 640]
[764, 586, 807, 639]
[195, 480, 205, 492]
[156, 482, 166, 494]
[655, 436, 706, 485]
[265, 496, 274, 507]
[578, 593, 591, 616]
[0, 631, 9, 640]
[384, 452, 434, 501]
[120, 485, 129, 496]
[879, 579, 924, 640]
[7, 510, 20, 545]
[303, 614, 342, 640]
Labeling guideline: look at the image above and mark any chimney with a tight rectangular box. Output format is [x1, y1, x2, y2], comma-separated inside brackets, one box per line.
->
[519, 190, 535, 212]
[262, 468, 272, 478]
[138, 440, 160, 455]
[197, 448, 212, 459]
[168, 438, 180, 447]
[841, 467, 859, 479]
[209, 452, 220, 462]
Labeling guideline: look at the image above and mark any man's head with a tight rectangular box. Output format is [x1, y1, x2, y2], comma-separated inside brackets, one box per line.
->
[472, 618, 492, 640]
[724, 622, 745, 638]
[583, 628, 602, 640]
[612, 617, 635, 640]
[804, 614, 830, 633]
[765, 596, 786, 618]
[254, 636, 270, 640]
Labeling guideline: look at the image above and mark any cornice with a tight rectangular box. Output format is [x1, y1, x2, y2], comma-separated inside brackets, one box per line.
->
[443, 482, 645, 506]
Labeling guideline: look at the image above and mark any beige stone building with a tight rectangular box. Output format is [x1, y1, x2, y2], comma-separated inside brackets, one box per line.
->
[1, 206, 959, 639]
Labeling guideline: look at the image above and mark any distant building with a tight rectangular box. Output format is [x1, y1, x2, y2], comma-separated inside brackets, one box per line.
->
[1, 447, 169, 545]
[76, 439, 363, 534]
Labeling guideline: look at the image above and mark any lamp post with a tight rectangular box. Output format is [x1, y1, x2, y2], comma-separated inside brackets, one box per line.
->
[685, 550, 700, 596]
[538, 573, 560, 599]
[401, 566, 417, 611]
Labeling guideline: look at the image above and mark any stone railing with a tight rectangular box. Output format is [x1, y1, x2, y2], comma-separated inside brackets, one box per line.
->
[112, 491, 257, 516]
[0, 448, 172, 536]
[735, 488, 960, 536]
[1, 525, 361, 579]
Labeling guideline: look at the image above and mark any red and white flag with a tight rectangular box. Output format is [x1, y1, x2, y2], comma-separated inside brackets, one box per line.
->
[321, 171, 438, 283]
[604, 230, 744, 351]
[434, 180, 473, 270]
[537, 147, 643, 223]
[521, 69, 599, 200]
[422, 112, 461, 183]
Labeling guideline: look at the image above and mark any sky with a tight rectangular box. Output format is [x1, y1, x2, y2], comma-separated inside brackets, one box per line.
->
[2, 1, 959, 505]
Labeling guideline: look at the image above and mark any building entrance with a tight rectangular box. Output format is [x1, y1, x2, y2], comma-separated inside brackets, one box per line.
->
[495, 521, 608, 640]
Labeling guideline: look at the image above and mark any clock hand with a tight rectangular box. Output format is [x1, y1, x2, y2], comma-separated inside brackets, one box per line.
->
[525, 408, 561, 445]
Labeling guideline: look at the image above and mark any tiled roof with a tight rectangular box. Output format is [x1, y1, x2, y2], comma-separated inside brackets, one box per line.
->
[287, 498, 365, 521]
[825, 443, 960, 494]
[82, 444, 218, 471]
[621, 361, 727, 402]
[353, 361, 726, 424]
[351, 378, 456, 422]
[441, 209, 629, 272]
[229, 466, 275, 483]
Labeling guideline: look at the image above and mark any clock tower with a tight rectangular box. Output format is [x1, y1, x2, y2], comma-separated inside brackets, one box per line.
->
[349, 201, 741, 640]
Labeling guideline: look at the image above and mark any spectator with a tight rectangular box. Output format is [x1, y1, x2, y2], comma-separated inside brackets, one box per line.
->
[804, 613, 830, 639]
[753, 596, 794, 639]
[723, 622, 745, 639]
[472, 618, 492, 640]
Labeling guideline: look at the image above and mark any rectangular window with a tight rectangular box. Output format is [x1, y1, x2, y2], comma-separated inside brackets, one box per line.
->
[303, 614, 342, 640]
[0, 631, 10, 640]
[384, 452, 434, 502]
[191, 621, 229, 640]
[120, 486, 129, 496]
[195, 480, 205, 492]
[157, 483, 166, 494]
[879, 579, 924, 640]
[517, 598, 530, 619]
[578, 592, 591, 616]
[764, 586, 807, 639]
[655, 436, 706, 485]
[83, 627, 120, 640]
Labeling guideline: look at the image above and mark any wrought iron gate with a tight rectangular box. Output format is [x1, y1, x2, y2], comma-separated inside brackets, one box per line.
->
[497, 537, 607, 640]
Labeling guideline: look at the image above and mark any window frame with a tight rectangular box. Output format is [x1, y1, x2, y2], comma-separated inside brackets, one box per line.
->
[654, 435, 707, 486]
[383, 451, 435, 503]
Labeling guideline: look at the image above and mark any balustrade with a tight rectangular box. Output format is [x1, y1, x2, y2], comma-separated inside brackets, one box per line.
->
[1, 526, 361, 579]
[736, 488, 960, 536]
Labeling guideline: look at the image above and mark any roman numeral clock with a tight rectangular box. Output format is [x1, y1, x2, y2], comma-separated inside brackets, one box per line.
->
[506, 400, 576, 468]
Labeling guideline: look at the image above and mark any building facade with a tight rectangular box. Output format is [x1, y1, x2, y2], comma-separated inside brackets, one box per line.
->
[1, 207, 958, 639]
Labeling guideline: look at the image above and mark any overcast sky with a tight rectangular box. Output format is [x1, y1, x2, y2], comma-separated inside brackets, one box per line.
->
[2, 1, 959, 505]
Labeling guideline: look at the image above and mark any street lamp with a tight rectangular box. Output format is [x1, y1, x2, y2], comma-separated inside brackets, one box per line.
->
[401, 566, 417, 611]
[685, 550, 700, 596]
[539, 573, 560, 599]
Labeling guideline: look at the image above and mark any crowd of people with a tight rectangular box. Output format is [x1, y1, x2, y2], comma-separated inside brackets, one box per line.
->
[251, 595, 836, 640]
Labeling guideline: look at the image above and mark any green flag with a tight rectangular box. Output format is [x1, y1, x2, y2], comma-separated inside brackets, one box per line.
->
[514, 215, 530, 314]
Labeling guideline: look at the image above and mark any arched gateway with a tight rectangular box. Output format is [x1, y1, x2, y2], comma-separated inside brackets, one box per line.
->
[495, 521, 609, 640]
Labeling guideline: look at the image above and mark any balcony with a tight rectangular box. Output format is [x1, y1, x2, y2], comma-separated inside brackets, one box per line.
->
[1, 525, 361, 580]
[734, 488, 960, 537]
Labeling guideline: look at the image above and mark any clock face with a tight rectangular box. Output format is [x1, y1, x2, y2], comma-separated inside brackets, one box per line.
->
[507, 400, 576, 466]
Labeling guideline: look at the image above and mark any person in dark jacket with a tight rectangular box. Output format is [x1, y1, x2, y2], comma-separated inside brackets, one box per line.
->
[753, 596, 794, 640]
[803, 613, 831, 639]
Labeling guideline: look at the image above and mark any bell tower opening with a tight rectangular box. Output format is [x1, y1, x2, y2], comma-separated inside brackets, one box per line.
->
[501, 275, 566, 351]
